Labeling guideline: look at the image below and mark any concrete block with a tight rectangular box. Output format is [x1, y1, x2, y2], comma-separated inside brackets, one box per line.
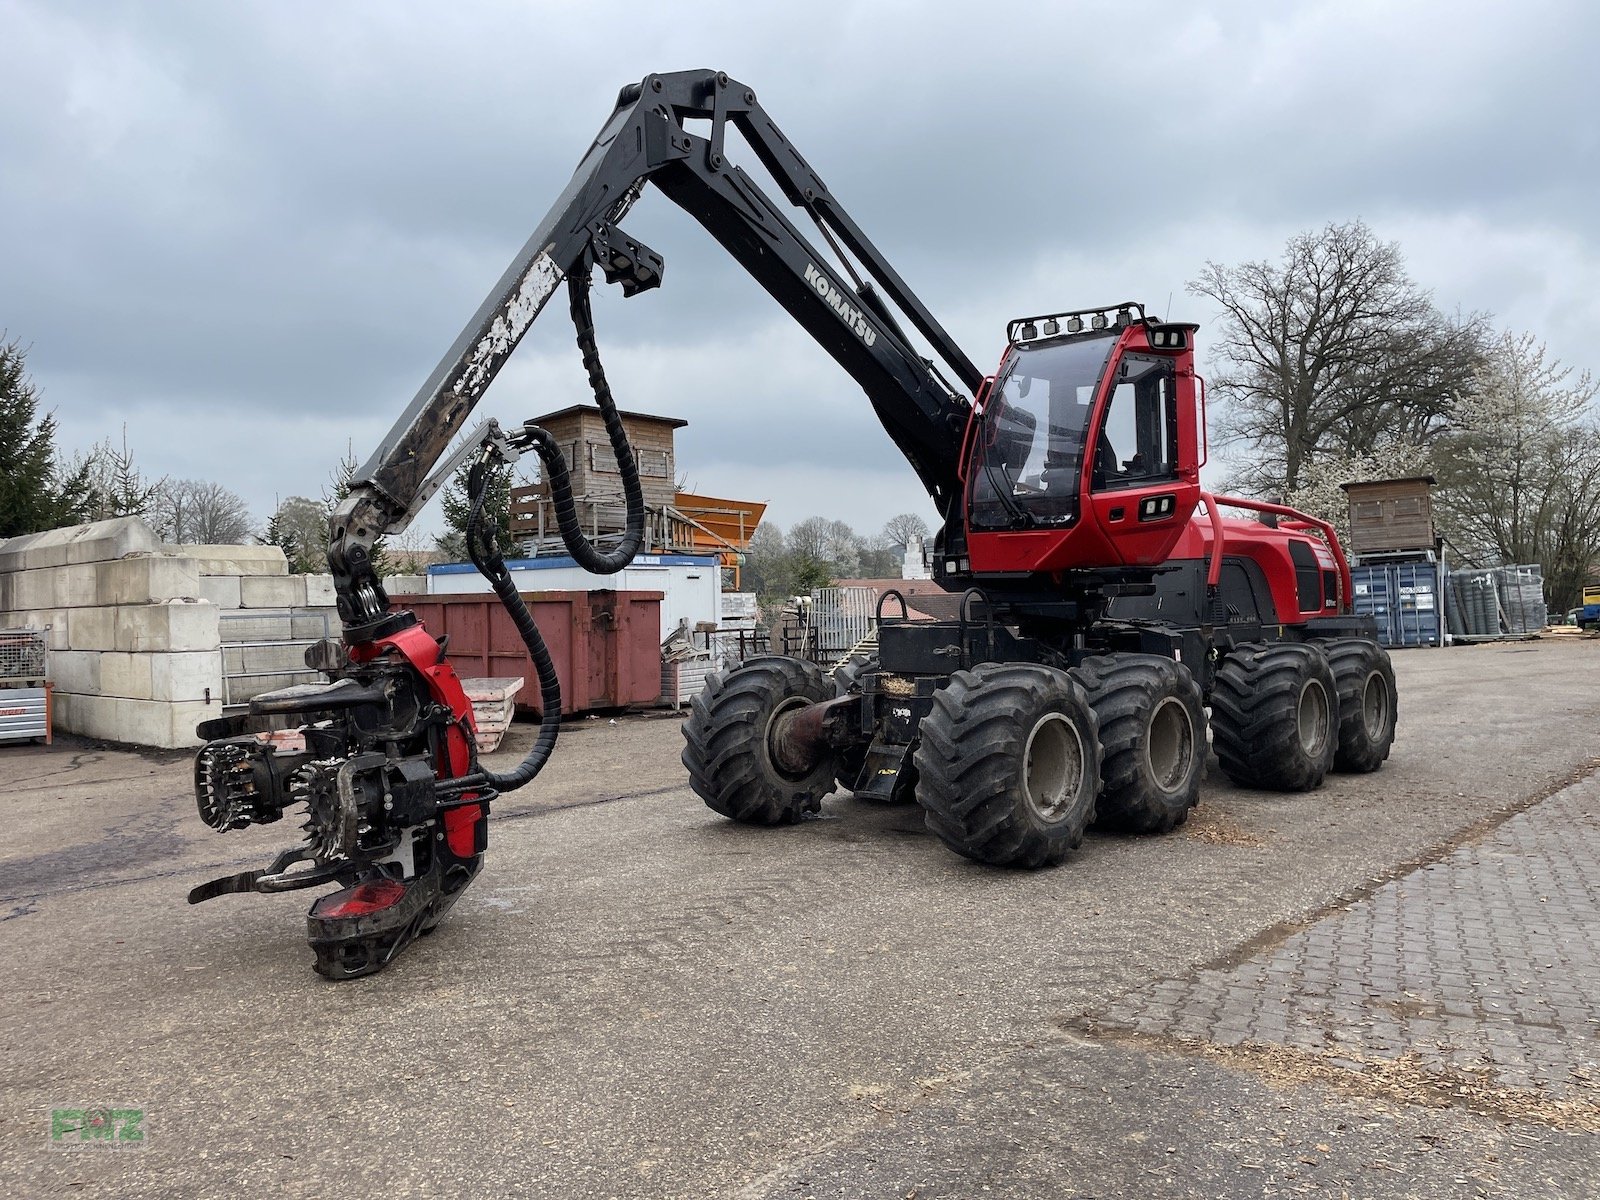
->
[240, 575, 307, 608]
[169, 544, 289, 577]
[41, 609, 70, 650]
[99, 652, 154, 700]
[198, 575, 243, 608]
[52, 691, 213, 749]
[385, 574, 426, 596]
[120, 601, 219, 652]
[1, 568, 58, 612]
[303, 574, 336, 606]
[0, 517, 161, 574]
[48, 649, 101, 694]
[94, 556, 201, 606]
[290, 608, 338, 640]
[151, 651, 224, 703]
[65, 606, 117, 651]
[27, 601, 217, 653]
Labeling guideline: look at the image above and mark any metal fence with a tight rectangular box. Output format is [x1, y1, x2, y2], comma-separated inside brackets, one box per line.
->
[0, 627, 47, 681]
[1447, 564, 1547, 640]
[218, 610, 334, 707]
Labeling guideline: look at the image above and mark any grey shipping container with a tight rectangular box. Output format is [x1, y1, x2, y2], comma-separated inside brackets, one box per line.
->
[1351, 562, 1443, 648]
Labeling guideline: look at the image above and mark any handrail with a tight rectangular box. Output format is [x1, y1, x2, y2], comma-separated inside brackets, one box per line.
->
[1196, 491, 1227, 588]
[1210, 493, 1353, 611]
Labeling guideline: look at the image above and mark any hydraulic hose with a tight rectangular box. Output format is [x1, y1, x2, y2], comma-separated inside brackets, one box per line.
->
[456, 270, 648, 794]
[520, 274, 647, 572]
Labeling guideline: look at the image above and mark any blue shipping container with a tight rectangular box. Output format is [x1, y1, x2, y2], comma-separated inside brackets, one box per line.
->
[1351, 562, 1442, 648]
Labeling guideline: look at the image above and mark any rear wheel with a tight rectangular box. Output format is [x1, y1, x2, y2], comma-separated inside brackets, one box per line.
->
[681, 656, 838, 825]
[913, 663, 1100, 868]
[1210, 642, 1338, 792]
[1317, 638, 1398, 773]
[1075, 654, 1205, 833]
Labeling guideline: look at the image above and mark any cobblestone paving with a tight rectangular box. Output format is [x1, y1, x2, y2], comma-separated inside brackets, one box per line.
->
[1099, 775, 1600, 1100]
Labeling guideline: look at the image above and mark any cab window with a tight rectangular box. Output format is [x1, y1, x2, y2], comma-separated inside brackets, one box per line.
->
[1092, 355, 1179, 491]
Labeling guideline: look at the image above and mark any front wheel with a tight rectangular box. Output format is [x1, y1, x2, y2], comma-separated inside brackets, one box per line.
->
[913, 663, 1101, 868]
[681, 656, 838, 825]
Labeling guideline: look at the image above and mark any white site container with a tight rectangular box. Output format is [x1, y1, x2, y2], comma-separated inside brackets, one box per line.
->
[426, 553, 723, 644]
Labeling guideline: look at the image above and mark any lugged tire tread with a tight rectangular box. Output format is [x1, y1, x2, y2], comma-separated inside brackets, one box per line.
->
[912, 662, 1101, 869]
[681, 655, 835, 825]
[1075, 653, 1206, 834]
[1316, 637, 1398, 773]
[1209, 642, 1337, 792]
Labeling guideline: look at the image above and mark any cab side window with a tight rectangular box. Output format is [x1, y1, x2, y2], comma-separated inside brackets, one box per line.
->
[1093, 356, 1179, 491]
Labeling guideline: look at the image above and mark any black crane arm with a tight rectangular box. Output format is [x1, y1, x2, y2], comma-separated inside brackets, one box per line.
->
[328, 69, 980, 631]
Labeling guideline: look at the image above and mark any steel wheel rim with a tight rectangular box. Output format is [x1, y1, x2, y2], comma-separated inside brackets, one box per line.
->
[1023, 712, 1086, 823]
[1145, 696, 1194, 794]
[1360, 670, 1389, 740]
[1297, 678, 1331, 758]
[765, 696, 814, 782]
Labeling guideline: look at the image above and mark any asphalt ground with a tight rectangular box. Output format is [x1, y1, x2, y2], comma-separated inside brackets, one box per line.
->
[1, 639, 1597, 1198]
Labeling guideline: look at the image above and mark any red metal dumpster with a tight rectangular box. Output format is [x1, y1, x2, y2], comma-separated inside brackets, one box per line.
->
[388, 590, 663, 715]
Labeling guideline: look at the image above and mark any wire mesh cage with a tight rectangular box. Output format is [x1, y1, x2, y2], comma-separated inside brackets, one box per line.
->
[0, 627, 48, 680]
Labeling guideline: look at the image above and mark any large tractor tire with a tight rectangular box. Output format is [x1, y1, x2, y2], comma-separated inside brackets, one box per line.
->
[1075, 653, 1205, 834]
[831, 652, 878, 795]
[913, 663, 1101, 868]
[681, 656, 838, 825]
[1210, 642, 1338, 792]
[1316, 637, 1398, 773]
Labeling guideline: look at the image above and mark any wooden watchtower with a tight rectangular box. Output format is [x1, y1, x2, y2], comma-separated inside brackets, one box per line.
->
[1339, 475, 1437, 557]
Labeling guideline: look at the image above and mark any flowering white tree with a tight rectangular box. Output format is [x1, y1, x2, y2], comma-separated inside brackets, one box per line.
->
[1282, 441, 1434, 543]
[1434, 332, 1600, 610]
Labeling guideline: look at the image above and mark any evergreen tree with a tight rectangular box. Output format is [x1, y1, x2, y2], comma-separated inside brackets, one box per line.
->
[0, 337, 92, 537]
[436, 462, 514, 563]
[74, 428, 163, 522]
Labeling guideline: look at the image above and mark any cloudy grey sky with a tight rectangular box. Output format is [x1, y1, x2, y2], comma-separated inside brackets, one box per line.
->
[4, 0, 1598, 545]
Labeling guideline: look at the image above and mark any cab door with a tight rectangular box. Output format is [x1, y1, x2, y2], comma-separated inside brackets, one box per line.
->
[1083, 352, 1199, 566]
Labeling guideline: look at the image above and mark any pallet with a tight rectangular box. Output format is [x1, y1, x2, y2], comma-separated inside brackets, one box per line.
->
[460, 677, 525, 754]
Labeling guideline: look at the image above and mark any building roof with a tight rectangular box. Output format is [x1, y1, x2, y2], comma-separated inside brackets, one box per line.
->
[526, 404, 688, 430]
[829, 578, 963, 623]
[1339, 475, 1437, 491]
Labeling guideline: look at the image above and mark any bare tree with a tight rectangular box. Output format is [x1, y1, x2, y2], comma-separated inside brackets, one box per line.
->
[1189, 220, 1488, 495]
[151, 478, 256, 545]
[788, 517, 861, 578]
[262, 495, 326, 572]
[881, 512, 930, 550]
[1434, 332, 1600, 610]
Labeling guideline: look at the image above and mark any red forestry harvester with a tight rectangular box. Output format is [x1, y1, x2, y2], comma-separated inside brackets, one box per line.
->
[186, 70, 1395, 978]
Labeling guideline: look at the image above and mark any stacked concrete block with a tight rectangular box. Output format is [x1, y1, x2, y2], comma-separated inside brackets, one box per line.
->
[0, 518, 224, 749]
[0, 518, 399, 746]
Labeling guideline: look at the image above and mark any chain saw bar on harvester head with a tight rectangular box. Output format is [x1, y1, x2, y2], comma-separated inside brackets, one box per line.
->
[187, 69, 985, 979]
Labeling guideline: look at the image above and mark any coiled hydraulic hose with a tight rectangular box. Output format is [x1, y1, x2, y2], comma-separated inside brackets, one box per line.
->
[458, 271, 646, 794]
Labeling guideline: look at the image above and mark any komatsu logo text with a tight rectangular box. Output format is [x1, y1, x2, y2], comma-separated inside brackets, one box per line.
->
[804, 263, 878, 347]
